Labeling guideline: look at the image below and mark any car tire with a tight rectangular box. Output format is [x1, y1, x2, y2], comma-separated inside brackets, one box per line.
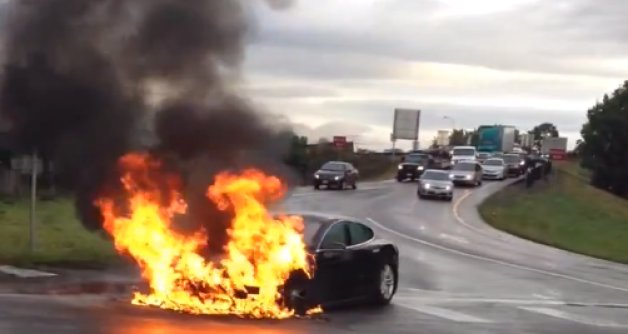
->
[396, 177, 403, 183]
[338, 181, 345, 190]
[417, 193, 424, 199]
[373, 262, 397, 305]
[447, 196, 453, 202]
[352, 182, 357, 190]
[314, 184, 320, 190]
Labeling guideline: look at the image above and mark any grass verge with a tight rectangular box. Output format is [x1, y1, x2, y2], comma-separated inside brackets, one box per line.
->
[479, 161, 628, 264]
[0, 197, 118, 268]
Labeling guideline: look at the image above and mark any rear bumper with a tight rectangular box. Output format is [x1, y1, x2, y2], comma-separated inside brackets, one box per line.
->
[452, 179, 475, 185]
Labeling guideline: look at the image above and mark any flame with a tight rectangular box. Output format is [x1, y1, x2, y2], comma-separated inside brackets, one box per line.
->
[97, 153, 318, 319]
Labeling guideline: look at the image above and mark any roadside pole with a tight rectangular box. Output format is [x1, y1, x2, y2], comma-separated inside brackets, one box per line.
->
[29, 150, 37, 253]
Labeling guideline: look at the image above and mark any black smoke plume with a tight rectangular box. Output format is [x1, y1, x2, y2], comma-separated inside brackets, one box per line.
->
[0, 0, 296, 251]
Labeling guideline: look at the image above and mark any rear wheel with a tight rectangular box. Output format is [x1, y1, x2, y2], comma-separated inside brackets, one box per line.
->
[373, 263, 397, 305]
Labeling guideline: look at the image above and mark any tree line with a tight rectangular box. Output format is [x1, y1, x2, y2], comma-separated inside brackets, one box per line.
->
[580, 81, 628, 197]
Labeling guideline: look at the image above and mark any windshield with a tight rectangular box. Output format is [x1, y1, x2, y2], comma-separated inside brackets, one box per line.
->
[405, 154, 428, 163]
[422, 171, 450, 181]
[301, 217, 325, 247]
[483, 159, 504, 166]
[452, 163, 476, 171]
[503, 155, 520, 163]
[320, 162, 345, 171]
[453, 148, 475, 156]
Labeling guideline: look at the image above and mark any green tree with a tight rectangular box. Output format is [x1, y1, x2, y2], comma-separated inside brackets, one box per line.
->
[449, 129, 466, 146]
[581, 81, 628, 197]
[284, 134, 309, 180]
[531, 122, 559, 142]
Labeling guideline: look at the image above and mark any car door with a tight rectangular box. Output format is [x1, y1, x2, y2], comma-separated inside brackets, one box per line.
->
[348, 163, 358, 182]
[475, 163, 482, 182]
[346, 221, 377, 297]
[315, 222, 357, 302]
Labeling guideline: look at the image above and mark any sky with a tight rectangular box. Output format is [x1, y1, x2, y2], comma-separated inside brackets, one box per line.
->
[242, 0, 628, 150]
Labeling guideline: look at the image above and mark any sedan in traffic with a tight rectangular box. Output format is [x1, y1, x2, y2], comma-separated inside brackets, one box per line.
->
[417, 170, 453, 201]
[481, 158, 506, 180]
[503, 154, 526, 177]
[313, 161, 359, 190]
[449, 161, 483, 186]
[281, 213, 399, 314]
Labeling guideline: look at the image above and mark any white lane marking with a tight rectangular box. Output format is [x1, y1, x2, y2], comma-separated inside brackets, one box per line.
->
[0, 265, 57, 278]
[519, 307, 628, 328]
[438, 233, 469, 244]
[366, 218, 628, 293]
[397, 302, 492, 323]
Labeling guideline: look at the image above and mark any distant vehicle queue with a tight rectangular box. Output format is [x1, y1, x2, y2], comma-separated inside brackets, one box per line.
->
[312, 147, 551, 203]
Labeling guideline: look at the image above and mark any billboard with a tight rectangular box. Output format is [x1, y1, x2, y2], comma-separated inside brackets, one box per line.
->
[392, 109, 421, 140]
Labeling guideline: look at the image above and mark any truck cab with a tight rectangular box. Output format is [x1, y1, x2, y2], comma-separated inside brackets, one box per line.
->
[451, 146, 477, 165]
[397, 153, 432, 182]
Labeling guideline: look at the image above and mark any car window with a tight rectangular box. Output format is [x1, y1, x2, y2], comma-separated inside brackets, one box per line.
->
[421, 171, 449, 180]
[453, 148, 475, 156]
[452, 163, 475, 171]
[321, 162, 346, 171]
[319, 222, 349, 249]
[405, 154, 429, 163]
[347, 222, 374, 246]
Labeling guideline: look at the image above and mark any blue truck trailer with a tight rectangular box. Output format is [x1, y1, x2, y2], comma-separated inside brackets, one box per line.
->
[477, 125, 516, 153]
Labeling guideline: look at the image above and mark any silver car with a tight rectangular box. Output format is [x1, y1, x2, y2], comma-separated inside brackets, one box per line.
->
[481, 158, 506, 180]
[449, 161, 483, 187]
[417, 170, 454, 201]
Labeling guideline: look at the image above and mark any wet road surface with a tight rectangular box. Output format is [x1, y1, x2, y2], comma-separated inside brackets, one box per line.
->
[3, 178, 628, 333]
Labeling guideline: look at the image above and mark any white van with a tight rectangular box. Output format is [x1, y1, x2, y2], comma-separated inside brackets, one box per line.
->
[451, 146, 477, 165]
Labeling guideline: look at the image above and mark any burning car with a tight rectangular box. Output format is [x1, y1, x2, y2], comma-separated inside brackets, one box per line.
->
[281, 213, 399, 314]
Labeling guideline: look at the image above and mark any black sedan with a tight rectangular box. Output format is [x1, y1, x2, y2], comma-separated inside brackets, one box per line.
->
[313, 161, 359, 190]
[281, 213, 399, 314]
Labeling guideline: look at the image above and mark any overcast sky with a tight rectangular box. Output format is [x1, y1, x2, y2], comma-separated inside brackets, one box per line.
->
[242, 0, 627, 150]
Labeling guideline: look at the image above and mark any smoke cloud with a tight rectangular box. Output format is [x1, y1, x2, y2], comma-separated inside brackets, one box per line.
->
[0, 0, 297, 250]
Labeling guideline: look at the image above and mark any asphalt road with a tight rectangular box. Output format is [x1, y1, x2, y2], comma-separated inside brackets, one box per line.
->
[3, 178, 628, 333]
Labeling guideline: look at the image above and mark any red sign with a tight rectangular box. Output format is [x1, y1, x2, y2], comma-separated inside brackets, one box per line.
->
[333, 136, 347, 148]
[549, 148, 567, 160]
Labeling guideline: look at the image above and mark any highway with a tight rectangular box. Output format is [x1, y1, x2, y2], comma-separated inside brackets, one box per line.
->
[3, 179, 628, 333]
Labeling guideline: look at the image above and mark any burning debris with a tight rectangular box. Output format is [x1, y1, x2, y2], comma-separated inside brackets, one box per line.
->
[0, 0, 314, 318]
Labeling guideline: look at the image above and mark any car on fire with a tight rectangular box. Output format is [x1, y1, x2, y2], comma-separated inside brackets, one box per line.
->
[313, 161, 359, 190]
[396, 153, 433, 182]
[281, 213, 399, 314]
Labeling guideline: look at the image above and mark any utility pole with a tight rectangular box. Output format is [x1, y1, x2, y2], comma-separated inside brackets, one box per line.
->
[29, 150, 38, 253]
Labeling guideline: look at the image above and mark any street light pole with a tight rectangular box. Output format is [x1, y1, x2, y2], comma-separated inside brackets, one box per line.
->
[443, 115, 456, 130]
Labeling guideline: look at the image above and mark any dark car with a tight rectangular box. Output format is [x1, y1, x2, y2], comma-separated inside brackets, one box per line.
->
[396, 153, 432, 182]
[281, 214, 399, 314]
[313, 161, 359, 190]
[503, 154, 525, 176]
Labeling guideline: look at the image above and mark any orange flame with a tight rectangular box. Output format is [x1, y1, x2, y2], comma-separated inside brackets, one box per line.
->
[97, 153, 317, 318]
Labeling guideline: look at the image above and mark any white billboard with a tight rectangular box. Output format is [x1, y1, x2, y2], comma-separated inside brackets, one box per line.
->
[392, 108, 421, 140]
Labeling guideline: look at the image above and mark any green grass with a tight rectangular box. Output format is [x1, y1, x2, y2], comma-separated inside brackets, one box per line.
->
[479, 162, 628, 264]
[0, 197, 118, 268]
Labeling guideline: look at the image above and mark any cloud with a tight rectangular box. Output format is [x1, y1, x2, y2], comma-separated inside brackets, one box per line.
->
[238, 0, 624, 152]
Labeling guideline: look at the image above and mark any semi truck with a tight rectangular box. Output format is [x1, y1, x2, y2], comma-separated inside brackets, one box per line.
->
[477, 125, 516, 153]
[541, 137, 568, 160]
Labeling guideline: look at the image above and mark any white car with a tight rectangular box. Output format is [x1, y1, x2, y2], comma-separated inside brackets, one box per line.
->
[481, 158, 506, 180]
